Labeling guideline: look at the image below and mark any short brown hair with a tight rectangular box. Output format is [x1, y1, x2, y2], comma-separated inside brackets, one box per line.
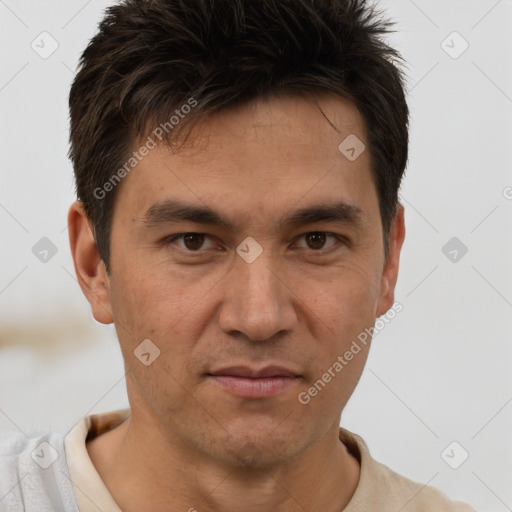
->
[68, 0, 409, 272]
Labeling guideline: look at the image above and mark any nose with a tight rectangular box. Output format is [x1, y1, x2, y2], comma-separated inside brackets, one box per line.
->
[218, 247, 297, 342]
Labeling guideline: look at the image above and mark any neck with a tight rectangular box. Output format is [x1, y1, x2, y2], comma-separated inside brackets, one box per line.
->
[86, 413, 360, 512]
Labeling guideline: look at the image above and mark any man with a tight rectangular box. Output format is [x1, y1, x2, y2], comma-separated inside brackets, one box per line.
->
[0, 0, 477, 510]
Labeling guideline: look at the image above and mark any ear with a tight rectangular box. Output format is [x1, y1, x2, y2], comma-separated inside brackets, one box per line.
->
[375, 203, 405, 318]
[67, 201, 113, 324]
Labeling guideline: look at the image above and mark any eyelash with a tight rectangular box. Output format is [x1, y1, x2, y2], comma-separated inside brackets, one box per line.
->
[162, 232, 347, 254]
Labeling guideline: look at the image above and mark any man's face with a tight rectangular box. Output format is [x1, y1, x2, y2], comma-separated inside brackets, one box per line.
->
[91, 94, 402, 467]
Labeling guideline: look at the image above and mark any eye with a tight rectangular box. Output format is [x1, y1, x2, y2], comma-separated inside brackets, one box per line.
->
[294, 232, 345, 252]
[162, 231, 346, 254]
[163, 233, 218, 251]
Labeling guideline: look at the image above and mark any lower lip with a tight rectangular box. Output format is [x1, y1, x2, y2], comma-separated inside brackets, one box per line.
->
[207, 375, 299, 398]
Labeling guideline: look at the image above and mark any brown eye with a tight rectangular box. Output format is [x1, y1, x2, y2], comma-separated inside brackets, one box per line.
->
[294, 232, 344, 253]
[182, 233, 205, 250]
[304, 232, 328, 250]
[163, 233, 216, 252]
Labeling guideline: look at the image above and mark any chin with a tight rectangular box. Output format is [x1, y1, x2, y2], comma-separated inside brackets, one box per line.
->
[218, 427, 299, 470]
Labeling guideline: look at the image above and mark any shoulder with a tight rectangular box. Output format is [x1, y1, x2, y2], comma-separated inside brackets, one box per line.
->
[340, 428, 477, 512]
[371, 459, 476, 511]
[0, 430, 79, 512]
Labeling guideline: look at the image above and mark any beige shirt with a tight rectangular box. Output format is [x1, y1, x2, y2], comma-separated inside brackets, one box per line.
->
[64, 409, 476, 512]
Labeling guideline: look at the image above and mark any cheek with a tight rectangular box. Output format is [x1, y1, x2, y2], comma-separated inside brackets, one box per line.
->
[294, 259, 380, 398]
[111, 256, 198, 324]
[298, 276, 375, 414]
[108, 265, 209, 416]
[304, 259, 381, 332]
[108, 259, 224, 366]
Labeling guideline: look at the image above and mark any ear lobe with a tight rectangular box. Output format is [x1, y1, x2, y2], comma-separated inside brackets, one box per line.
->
[67, 201, 113, 324]
[376, 203, 406, 318]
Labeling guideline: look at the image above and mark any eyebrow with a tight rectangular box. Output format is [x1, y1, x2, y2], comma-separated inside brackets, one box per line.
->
[142, 198, 364, 232]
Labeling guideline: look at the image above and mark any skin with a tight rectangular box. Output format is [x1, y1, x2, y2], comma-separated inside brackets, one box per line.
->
[68, 92, 405, 512]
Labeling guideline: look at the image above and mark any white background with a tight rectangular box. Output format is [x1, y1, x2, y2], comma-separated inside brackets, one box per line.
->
[1, 1, 511, 511]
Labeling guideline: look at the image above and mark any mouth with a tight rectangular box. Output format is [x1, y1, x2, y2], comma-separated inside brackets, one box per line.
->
[206, 365, 302, 398]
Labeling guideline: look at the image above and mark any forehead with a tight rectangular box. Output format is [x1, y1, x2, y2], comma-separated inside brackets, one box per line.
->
[112, 93, 377, 230]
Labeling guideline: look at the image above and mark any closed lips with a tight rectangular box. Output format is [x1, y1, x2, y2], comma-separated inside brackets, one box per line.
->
[208, 366, 300, 378]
